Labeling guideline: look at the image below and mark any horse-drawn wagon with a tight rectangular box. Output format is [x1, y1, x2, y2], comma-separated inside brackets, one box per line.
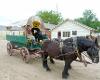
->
[6, 16, 100, 79]
[6, 16, 48, 63]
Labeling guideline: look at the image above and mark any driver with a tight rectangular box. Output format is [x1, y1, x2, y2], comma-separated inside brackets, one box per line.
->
[31, 21, 42, 42]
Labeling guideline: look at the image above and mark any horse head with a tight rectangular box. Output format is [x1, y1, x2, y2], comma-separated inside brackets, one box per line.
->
[87, 45, 99, 63]
[78, 37, 99, 63]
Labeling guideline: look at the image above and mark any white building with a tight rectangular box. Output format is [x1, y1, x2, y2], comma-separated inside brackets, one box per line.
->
[51, 19, 96, 40]
[0, 26, 23, 40]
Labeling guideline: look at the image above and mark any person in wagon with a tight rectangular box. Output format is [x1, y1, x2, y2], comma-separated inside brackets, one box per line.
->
[24, 25, 35, 43]
[31, 21, 43, 42]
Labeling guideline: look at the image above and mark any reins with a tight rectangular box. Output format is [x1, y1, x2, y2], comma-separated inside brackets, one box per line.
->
[75, 49, 88, 67]
[72, 37, 92, 67]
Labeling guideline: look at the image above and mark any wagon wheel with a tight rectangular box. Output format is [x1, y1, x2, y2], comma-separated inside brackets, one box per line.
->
[7, 42, 13, 56]
[21, 47, 30, 63]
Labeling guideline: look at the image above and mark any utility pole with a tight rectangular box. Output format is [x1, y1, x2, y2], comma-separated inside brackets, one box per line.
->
[56, 3, 58, 13]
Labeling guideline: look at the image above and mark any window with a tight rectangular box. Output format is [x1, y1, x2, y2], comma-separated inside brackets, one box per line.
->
[72, 31, 77, 35]
[58, 31, 61, 36]
[58, 31, 61, 39]
[63, 32, 70, 37]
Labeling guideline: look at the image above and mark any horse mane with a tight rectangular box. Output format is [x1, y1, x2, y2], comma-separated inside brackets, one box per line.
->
[85, 35, 99, 47]
[50, 36, 99, 50]
[63, 36, 96, 48]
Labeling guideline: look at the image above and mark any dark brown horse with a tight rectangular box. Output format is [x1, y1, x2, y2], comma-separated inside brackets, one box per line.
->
[41, 37, 99, 79]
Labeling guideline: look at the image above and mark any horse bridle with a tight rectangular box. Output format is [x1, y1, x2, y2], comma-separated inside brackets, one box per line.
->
[72, 37, 90, 66]
[56, 38, 82, 60]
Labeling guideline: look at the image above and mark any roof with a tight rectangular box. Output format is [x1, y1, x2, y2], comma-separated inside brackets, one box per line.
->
[0, 25, 22, 31]
[51, 19, 96, 31]
[10, 19, 28, 27]
[0, 25, 7, 31]
[9, 26, 23, 31]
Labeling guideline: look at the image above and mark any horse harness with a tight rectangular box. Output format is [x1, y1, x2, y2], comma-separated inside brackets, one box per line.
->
[58, 37, 88, 67]
[42, 38, 91, 66]
[72, 37, 82, 61]
[54, 38, 79, 59]
[72, 37, 92, 67]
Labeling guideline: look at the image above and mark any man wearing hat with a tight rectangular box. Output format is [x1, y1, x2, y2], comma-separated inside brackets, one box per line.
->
[31, 21, 43, 42]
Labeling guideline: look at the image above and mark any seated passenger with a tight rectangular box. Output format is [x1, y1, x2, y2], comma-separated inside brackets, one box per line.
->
[24, 25, 36, 44]
[31, 21, 43, 42]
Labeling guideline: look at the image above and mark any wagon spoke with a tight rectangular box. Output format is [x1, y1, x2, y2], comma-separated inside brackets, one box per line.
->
[7, 42, 13, 56]
[21, 47, 30, 63]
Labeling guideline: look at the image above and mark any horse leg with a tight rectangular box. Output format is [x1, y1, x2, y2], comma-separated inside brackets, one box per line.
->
[42, 54, 51, 71]
[68, 60, 74, 70]
[68, 63, 72, 69]
[68, 59, 74, 70]
[50, 57, 55, 64]
[68, 55, 77, 70]
[62, 59, 71, 79]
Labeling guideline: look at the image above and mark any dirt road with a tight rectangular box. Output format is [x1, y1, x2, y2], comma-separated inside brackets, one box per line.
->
[0, 40, 100, 80]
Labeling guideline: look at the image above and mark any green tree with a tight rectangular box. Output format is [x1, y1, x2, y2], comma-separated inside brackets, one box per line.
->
[75, 9, 100, 30]
[83, 10, 98, 21]
[36, 10, 63, 25]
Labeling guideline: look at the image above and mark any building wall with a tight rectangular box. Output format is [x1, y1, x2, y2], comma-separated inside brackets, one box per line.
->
[0, 31, 6, 39]
[0, 31, 23, 40]
[51, 21, 91, 40]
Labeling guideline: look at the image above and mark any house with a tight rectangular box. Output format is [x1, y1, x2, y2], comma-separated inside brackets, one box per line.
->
[6, 26, 23, 35]
[0, 25, 7, 39]
[0, 25, 23, 40]
[51, 19, 96, 40]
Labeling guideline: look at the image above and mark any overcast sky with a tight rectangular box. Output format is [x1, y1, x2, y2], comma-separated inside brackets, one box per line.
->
[0, 0, 100, 25]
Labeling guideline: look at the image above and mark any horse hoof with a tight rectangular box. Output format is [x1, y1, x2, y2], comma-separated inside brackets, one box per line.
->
[68, 66, 72, 70]
[46, 68, 51, 71]
[62, 73, 69, 79]
[51, 61, 55, 64]
[62, 76, 67, 79]
[62, 75, 68, 79]
[43, 65, 46, 68]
